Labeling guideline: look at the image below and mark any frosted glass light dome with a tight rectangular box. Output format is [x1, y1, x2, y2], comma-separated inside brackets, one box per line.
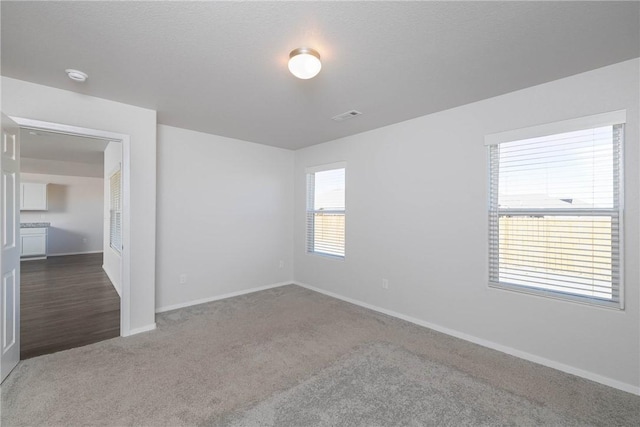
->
[288, 48, 322, 79]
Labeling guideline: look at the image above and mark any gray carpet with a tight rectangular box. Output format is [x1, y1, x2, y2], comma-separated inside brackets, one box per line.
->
[215, 343, 581, 426]
[1, 285, 639, 426]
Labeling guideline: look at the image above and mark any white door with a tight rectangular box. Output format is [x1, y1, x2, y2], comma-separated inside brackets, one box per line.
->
[1, 113, 20, 382]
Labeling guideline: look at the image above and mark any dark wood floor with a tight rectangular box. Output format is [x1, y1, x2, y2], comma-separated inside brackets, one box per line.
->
[20, 253, 120, 359]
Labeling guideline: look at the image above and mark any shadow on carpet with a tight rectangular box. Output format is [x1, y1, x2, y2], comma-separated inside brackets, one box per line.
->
[213, 342, 584, 426]
[210, 343, 585, 426]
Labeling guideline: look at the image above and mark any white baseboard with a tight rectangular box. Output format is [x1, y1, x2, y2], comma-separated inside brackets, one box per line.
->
[293, 281, 640, 396]
[155, 281, 294, 314]
[128, 323, 156, 336]
[49, 250, 103, 257]
[102, 264, 122, 297]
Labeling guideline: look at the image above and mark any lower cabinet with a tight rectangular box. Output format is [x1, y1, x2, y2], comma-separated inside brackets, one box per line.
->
[20, 228, 47, 258]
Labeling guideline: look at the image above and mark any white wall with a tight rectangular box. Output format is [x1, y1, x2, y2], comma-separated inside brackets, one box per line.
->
[155, 125, 294, 311]
[2, 76, 157, 333]
[20, 172, 103, 255]
[21, 157, 103, 178]
[294, 59, 640, 392]
[103, 142, 122, 295]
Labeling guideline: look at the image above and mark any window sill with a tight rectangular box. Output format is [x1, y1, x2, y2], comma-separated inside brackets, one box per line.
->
[307, 251, 345, 261]
[488, 281, 623, 310]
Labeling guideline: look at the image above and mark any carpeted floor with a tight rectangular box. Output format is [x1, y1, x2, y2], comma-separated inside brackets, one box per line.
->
[1, 285, 639, 426]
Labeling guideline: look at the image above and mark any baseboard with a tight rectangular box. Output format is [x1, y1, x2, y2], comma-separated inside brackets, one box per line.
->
[155, 281, 294, 314]
[102, 264, 122, 297]
[49, 250, 103, 257]
[128, 323, 156, 336]
[293, 281, 640, 396]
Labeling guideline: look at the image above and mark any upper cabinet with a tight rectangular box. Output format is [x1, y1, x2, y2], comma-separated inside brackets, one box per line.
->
[21, 183, 48, 211]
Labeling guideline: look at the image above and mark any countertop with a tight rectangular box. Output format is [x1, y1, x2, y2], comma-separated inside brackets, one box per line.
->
[20, 222, 50, 228]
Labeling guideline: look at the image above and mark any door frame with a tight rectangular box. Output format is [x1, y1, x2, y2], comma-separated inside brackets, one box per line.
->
[11, 116, 132, 337]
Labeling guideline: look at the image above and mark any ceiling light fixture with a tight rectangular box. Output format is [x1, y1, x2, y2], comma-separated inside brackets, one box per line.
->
[288, 48, 321, 79]
[65, 69, 88, 82]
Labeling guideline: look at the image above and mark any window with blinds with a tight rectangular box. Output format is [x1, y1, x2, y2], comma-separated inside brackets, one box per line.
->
[487, 112, 624, 308]
[110, 169, 122, 254]
[306, 164, 346, 258]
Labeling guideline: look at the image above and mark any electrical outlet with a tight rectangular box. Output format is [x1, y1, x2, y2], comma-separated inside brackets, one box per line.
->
[382, 279, 389, 290]
[82, 238, 88, 244]
[279, 260, 284, 269]
[179, 273, 187, 284]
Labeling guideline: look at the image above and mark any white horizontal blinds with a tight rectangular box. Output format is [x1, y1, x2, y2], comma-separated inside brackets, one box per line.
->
[489, 124, 623, 307]
[306, 167, 346, 258]
[110, 169, 122, 253]
[306, 173, 316, 254]
[488, 146, 500, 285]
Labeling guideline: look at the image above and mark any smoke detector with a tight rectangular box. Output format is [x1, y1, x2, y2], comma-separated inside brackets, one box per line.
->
[65, 69, 88, 82]
[331, 110, 362, 122]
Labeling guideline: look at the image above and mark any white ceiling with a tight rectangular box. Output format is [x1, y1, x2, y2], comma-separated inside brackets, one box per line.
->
[2, 1, 638, 150]
[20, 129, 108, 165]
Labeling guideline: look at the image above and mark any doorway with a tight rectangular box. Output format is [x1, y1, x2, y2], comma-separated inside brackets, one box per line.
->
[11, 117, 132, 343]
[18, 128, 122, 358]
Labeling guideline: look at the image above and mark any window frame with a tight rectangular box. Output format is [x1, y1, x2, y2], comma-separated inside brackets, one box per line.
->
[485, 111, 626, 309]
[306, 162, 346, 260]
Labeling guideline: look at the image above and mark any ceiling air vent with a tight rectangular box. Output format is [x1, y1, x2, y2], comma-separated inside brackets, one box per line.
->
[331, 110, 363, 122]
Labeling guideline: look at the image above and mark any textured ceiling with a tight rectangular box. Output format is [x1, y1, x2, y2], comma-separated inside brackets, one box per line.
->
[2, 1, 639, 150]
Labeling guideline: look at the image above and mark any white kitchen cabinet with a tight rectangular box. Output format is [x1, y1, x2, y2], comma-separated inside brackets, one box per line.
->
[20, 227, 47, 258]
[21, 183, 48, 211]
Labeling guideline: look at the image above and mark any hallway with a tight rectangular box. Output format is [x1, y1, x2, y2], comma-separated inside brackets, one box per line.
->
[20, 253, 120, 359]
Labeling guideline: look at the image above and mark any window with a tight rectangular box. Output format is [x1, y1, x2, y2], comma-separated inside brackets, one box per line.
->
[306, 163, 346, 258]
[109, 168, 122, 254]
[487, 111, 625, 308]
